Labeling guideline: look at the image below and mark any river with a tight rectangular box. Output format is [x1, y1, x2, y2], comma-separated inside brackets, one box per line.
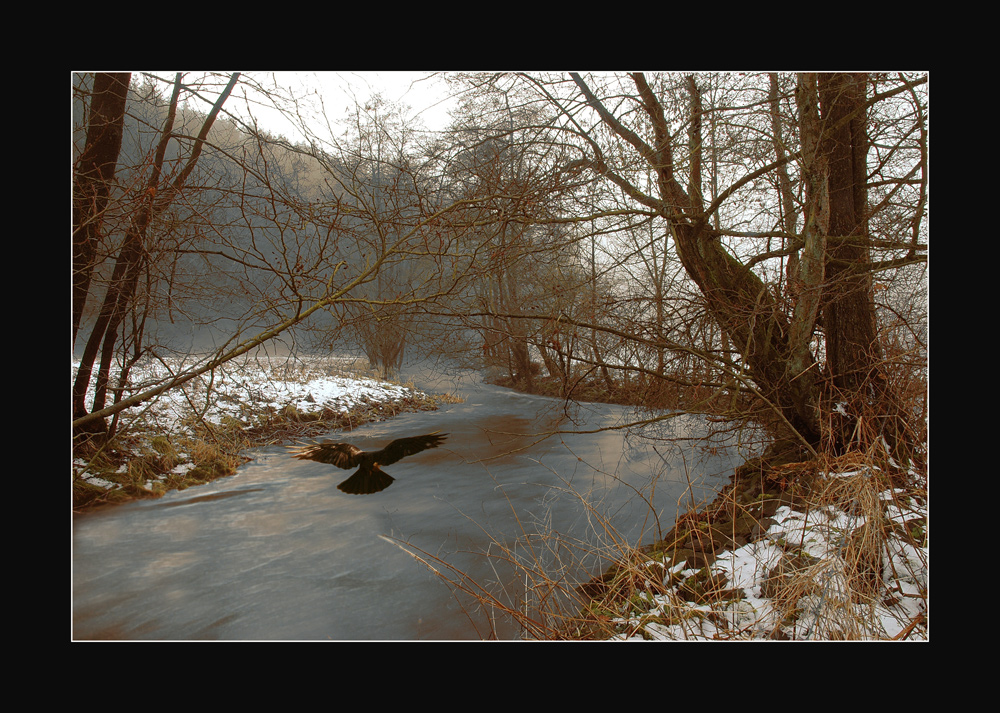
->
[72, 365, 756, 640]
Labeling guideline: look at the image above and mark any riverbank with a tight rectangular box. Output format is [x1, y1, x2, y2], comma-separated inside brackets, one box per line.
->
[563, 444, 927, 640]
[494, 381, 927, 640]
[72, 355, 460, 512]
[72, 358, 927, 640]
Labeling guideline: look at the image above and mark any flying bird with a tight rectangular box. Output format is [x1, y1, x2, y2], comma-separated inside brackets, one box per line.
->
[290, 432, 447, 494]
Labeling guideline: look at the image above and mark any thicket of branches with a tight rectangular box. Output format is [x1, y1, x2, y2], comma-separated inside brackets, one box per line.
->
[72, 71, 927, 466]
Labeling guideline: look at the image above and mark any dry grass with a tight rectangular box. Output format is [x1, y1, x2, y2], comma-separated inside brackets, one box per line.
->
[385, 337, 928, 639]
[72, 355, 459, 513]
[383, 428, 926, 640]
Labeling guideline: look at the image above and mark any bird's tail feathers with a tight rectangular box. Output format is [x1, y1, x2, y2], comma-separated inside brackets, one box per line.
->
[338, 466, 395, 495]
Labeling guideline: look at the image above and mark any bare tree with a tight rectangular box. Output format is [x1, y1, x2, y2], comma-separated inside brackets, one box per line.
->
[73, 71, 926, 466]
[577, 72, 925, 454]
[73, 72, 240, 428]
[438, 71, 926, 457]
[71, 72, 555, 436]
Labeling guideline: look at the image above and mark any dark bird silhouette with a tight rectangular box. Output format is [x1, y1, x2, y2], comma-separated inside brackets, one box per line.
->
[290, 432, 447, 494]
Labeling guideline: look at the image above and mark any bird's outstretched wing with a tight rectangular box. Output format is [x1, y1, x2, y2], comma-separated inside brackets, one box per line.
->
[289, 432, 447, 495]
[376, 432, 448, 466]
[290, 442, 365, 470]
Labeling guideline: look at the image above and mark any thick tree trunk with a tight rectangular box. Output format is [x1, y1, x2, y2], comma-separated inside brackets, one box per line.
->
[659, 78, 813, 442]
[73, 72, 130, 346]
[819, 73, 880, 393]
[589, 72, 868, 449]
[666, 73, 897, 455]
[816, 74, 912, 459]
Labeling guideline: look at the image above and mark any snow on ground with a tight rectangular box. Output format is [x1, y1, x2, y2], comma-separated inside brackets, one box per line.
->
[74, 354, 418, 429]
[607, 465, 927, 641]
[72, 354, 423, 490]
[73, 355, 927, 640]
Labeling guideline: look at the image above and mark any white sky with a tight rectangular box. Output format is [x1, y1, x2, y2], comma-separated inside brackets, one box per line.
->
[236, 71, 459, 143]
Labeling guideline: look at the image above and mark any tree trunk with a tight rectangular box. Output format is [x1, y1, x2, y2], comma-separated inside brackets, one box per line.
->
[651, 77, 815, 442]
[73, 72, 130, 346]
[815, 74, 910, 458]
[572, 72, 889, 450]
[818, 73, 880, 393]
[785, 73, 830, 440]
[73, 73, 239, 421]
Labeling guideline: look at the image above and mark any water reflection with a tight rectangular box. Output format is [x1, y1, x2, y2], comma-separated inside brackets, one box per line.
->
[73, 366, 756, 640]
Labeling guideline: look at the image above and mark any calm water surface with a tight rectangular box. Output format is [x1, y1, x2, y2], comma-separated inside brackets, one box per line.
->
[73, 366, 754, 640]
